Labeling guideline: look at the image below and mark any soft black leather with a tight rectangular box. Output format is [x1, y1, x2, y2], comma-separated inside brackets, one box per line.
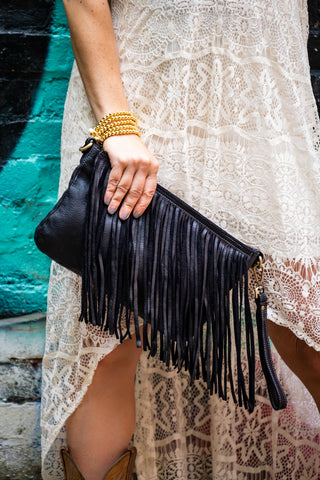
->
[35, 139, 101, 275]
[256, 291, 287, 410]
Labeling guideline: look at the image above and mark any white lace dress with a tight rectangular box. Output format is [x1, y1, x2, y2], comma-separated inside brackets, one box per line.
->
[41, 0, 320, 478]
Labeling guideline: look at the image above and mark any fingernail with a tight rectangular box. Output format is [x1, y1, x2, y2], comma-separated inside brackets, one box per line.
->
[105, 197, 111, 206]
[108, 206, 116, 215]
[120, 210, 129, 220]
[133, 211, 141, 219]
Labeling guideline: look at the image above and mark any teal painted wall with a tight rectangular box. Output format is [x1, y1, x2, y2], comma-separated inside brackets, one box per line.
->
[0, 1, 74, 317]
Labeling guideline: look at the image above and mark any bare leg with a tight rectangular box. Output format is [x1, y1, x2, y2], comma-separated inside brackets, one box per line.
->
[66, 335, 142, 480]
[267, 320, 320, 412]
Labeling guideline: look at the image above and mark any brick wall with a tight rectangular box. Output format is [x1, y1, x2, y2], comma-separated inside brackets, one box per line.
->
[0, 2, 73, 478]
[0, 0, 53, 167]
[0, 0, 74, 318]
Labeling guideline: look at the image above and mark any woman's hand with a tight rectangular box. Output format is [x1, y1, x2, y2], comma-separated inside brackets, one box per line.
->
[62, 0, 158, 218]
[103, 134, 159, 220]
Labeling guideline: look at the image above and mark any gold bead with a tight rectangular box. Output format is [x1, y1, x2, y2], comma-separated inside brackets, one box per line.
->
[91, 111, 140, 142]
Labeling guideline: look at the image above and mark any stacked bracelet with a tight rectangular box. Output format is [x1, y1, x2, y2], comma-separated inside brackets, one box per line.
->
[90, 111, 141, 144]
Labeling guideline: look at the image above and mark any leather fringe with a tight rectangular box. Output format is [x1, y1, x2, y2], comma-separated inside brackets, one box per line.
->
[79, 149, 257, 411]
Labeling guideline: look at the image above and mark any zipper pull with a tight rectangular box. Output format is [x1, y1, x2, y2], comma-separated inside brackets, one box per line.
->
[254, 255, 264, 299]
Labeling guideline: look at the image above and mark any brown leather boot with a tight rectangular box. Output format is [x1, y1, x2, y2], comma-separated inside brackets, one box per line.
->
[60, 447, 137, 480]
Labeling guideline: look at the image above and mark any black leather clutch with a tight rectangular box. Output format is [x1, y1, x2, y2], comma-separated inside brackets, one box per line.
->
[34, 138, 287, 412]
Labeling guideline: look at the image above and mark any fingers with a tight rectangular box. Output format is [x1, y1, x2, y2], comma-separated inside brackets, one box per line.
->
[108, 168, 145, 220]
[104, 165, 134, 213]
[106, 168, 157, 220]
[103, 135, 159, 220]
[132, 174, 157, 218]
[103, 165, 123, 206]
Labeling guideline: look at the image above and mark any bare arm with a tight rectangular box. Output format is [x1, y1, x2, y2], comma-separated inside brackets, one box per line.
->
[63, 0, 159, 219]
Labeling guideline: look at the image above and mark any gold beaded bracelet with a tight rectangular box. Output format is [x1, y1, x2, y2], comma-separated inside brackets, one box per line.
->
[90, 111, 141, 144]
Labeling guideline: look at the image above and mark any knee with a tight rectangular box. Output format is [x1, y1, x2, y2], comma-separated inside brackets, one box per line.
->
[98, 337, 142, 376]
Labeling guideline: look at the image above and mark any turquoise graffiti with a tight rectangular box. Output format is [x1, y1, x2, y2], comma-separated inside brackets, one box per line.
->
[0, 1, 74, 317]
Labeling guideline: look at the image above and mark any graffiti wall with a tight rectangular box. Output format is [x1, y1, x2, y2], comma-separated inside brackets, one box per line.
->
[0, 1, 319, 319]
[0, 0, 74, 317]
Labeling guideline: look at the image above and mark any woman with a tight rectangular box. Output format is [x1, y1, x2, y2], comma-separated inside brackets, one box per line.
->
[41, 1, 320, 479]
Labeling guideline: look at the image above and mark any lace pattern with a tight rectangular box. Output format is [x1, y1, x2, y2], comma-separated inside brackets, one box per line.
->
[41, 0, 320, 478]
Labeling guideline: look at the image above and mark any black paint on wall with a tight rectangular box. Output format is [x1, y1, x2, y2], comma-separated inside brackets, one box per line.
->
[309, 0, 320, 113]
[0, 0, 54, 171]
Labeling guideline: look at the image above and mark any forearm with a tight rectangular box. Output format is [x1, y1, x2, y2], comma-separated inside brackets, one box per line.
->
[63, 0, 129, 121]
[63, 0, 159, 221]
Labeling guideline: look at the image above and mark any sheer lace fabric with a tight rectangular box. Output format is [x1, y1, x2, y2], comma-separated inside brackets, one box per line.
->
[41, 0, 320, 478]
